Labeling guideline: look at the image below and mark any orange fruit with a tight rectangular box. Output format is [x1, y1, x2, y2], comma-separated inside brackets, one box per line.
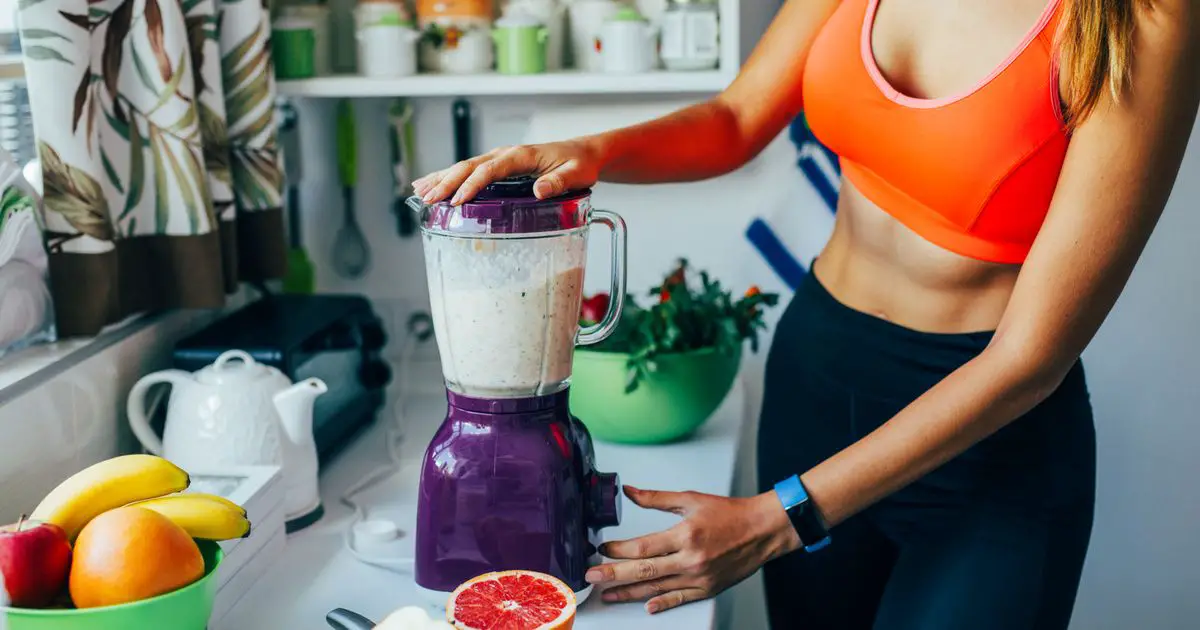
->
[446, 570, 576, 630]
[68, 506, 204, 608]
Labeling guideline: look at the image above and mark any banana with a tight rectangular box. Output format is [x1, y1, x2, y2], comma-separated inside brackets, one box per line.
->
[30, 454, 191, 541]
[146, 491, 247, 517]
[126, 493, 251, 541]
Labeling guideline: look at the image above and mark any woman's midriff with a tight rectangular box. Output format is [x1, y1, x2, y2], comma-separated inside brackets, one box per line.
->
[813, 179, 1022, 335]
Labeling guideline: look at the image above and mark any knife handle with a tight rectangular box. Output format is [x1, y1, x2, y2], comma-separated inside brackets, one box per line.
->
[452, 98, 471, 163]
[326, 607, 375, 630]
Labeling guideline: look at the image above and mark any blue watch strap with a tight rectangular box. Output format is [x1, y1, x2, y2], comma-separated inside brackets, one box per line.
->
[774, 474, 831, 553]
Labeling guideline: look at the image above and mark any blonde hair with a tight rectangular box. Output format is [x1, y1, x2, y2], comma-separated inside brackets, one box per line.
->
[1058, 0, 1142, 126]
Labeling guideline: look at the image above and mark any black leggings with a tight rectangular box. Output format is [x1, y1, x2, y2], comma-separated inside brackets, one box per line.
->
[756, 271, 1096, 630]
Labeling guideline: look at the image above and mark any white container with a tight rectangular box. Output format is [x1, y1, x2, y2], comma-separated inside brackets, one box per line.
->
[355, 0, 411, 29]
[356, 23, 421, 76]
[598, 7, 657, 73]
[660, 0, 719, 71]
[417, 18, 494, 74]
[566, 0, 619, 72]
[354, 0, 420, 76]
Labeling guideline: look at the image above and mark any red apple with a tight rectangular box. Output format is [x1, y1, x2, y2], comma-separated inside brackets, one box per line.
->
[0, 515, 72, 608]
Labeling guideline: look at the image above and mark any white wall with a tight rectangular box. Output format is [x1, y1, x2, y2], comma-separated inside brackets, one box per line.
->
[1069, 114, 1200, 629]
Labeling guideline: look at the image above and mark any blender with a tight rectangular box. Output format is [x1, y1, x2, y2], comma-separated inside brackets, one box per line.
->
[407, 176, 627, 603]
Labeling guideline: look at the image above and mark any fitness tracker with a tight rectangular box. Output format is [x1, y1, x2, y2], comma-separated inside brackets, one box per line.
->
[774, 474, 831, 553]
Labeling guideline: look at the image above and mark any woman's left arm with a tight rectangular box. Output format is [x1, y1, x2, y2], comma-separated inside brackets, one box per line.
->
[590, 2, 1200, 614]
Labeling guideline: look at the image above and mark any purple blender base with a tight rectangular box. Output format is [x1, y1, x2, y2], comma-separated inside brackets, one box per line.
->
[414, 388, 621, 595]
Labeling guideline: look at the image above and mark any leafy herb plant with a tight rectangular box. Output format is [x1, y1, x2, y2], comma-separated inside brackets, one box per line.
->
[580, 259, 780, 392]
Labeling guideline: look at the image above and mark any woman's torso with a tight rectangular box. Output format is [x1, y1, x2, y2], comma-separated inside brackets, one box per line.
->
[802, 0, 1069, 334]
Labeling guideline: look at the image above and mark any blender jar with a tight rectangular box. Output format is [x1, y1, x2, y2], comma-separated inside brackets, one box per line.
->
[408, 176, 627, 398]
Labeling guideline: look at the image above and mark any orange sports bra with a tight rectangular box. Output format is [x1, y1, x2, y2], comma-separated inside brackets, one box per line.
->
[802, 0, 1069, 264]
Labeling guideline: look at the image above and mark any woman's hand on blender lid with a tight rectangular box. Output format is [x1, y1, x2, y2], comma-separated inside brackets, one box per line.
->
[412, 139, 604, 206]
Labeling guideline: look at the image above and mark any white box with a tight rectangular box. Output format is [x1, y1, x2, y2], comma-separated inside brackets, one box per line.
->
[182, 466, 287, 595]
[209, 524, 287, 630]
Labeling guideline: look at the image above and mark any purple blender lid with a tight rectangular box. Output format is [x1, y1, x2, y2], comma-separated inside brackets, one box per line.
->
[416, 176, 593, 236]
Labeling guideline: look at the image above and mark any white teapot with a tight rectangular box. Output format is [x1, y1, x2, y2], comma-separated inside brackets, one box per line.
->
[126, 349, 328, 521]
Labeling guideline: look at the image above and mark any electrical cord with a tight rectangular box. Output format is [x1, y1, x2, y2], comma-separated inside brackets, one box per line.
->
[340, 310, 434, 574]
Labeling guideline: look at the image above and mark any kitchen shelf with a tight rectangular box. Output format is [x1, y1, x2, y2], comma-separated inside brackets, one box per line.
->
[0, 54, 24, 80]
[275, 69, 736, 99]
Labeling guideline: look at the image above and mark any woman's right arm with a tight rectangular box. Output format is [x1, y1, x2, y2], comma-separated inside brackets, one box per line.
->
[414, 0, 841, 205]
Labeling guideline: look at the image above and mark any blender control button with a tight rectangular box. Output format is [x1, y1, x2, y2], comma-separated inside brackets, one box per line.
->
[589, 472, 622, 529]
[354, 519, 400, 544]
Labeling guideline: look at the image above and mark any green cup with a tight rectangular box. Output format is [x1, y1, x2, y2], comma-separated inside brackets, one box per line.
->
[272, 18, 317, 79]
[492, 19, 548, 75]
[1, 539, 223, 630]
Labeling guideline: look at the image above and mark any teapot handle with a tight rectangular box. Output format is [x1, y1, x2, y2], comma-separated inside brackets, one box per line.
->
[126, 370, 193, 456]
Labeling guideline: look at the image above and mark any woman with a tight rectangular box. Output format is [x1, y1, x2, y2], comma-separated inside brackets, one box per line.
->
[413, 0, 1198, 627]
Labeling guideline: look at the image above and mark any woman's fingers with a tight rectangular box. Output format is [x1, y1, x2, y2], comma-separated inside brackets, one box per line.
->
[451, 146, 540, 204]
[417, 147, 506, 203]
[422, 157, 488, 203]
[585, 553, 687, 586]
[600, 530, 678, 560]
[646, 588, 708, 614]
[412, 171, 440, 197]
[600, 576, 693, 604]
[533, 161, 588, 199]
[624, 485, 700, 516]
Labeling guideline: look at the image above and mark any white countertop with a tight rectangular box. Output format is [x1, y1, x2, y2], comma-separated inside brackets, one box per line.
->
[219, 369, 747, 630]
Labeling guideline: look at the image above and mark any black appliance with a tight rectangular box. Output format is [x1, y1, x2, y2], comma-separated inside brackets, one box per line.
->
[172, 294, 392, 466]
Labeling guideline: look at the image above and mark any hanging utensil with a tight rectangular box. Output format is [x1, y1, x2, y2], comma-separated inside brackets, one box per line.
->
[388, 99, 417, 237]
[452, 98, 472, 163]
[277, 99, 315, 293]
[332, 98, 371, 279]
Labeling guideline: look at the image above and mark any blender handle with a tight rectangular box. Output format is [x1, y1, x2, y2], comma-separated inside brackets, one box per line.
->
[578, 209, 628, 346]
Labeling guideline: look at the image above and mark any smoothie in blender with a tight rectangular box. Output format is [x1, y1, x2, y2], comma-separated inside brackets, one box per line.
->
[424, 232, 588, 398]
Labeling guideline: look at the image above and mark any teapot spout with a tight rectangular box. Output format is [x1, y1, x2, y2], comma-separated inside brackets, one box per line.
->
[273, 378, 328, 447]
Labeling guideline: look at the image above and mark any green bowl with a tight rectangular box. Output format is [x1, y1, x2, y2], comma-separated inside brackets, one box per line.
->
[570, 346, 741, 444]
[2, 539, 222, 630]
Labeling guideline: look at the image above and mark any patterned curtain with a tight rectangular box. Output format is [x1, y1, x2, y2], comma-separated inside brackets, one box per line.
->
[16, 0, 285, 337]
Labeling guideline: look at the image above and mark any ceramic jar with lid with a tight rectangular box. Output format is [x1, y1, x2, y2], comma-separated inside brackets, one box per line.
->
[277, 3, 333, 75]
[355, 0, 420, 76]
[660, 0, 720, 71]
[503, 0, 566, 70]
[417, 0, 495, 73]
[566, 0, 619, 72]
[271, 15, 318, 79]
[492, 11, 548, 75]
[598, 6, 658, 73]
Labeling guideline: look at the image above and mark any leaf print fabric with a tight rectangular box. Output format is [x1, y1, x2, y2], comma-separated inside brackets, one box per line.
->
[16, 0, 285, 337]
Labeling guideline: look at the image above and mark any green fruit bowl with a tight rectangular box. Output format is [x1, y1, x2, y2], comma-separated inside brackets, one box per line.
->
[1, 539, 222, 630]
[570, 346, 742, 444]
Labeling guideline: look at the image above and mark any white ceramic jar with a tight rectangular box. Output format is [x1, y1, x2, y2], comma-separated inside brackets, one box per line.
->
[566, 0, 620, 72]
[355, 0, 420, 77]
[598, 7, 657, 73]
[417, 0, 495, 74]
[660, 0, 719, 71]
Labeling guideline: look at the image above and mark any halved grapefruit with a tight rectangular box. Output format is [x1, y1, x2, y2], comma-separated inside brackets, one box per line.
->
[446, 570, 577, 630]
